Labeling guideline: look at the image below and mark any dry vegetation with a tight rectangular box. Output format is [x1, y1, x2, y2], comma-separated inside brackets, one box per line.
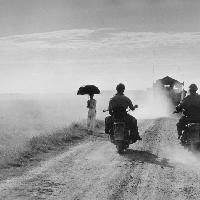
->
[0, 120, 105, 170]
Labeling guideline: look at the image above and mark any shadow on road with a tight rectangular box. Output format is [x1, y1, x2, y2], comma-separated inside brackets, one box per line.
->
[123, 149, 173, 168]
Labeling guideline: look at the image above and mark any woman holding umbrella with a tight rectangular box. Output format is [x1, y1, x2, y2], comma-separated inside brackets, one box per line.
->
[77, 85, 100, 134]
[87, 94, 96, 134]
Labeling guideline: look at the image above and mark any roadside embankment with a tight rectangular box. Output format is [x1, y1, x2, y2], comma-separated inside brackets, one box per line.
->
[0, 120, 105, 181]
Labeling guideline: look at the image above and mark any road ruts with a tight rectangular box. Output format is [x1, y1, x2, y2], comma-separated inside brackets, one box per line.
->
[0, 118, 200, 200]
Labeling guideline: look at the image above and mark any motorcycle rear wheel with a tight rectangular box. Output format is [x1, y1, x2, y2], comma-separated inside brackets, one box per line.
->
[190, 142, 200, 152]
[116, 142, 124, 154]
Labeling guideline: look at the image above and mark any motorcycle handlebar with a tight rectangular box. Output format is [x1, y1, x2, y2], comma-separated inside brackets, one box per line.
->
[173, 109, 185, 114]
[103, 105, 138, 112]
[173, 111, 178, 114]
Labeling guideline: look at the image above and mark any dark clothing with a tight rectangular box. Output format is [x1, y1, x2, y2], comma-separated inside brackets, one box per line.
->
[176, 93, 200, 120]
[108, 93, 135, 115]
[177, 116, 198, 137]
[105, 93, 140, 141]
[176, 93, 200, 137]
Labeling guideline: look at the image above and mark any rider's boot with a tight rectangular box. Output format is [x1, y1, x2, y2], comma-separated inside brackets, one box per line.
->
[135, 127, 142, 141]
[135, 134, 142, 141]
[177, 126, 182, 139]
[109, 129, 114, 143]
[136, 134, 142, 140]
[130, 129, 142, 143]
[110, 134, 114, 143]
[105, 123, 110, 134]
[105, 128, 109, 134]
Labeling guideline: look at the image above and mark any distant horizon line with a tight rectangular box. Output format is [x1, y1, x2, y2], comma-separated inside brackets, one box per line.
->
[0, 89, 148, 95]
[1, 28, 200, 39]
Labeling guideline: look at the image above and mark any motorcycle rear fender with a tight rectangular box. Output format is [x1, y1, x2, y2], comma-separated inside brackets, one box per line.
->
[113, 122, 126, 141]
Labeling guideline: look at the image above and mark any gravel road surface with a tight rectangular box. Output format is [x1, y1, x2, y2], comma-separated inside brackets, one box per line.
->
[1, 118, 200, 200]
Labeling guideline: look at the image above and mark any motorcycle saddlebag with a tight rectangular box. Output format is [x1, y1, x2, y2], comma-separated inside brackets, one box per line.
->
[187, 123, 200, 142]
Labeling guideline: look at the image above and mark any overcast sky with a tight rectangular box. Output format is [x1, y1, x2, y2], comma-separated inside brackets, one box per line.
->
[0, 0, 200, 93]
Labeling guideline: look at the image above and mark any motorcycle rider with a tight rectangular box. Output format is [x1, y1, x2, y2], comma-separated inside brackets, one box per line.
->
[175, 84, 200, 139]
[105, 83, 142, 143]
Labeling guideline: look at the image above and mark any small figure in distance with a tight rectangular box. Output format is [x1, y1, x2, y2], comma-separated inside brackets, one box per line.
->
[87, 94, 96, 134]
[175, 84, 200, 139]
[105, 83, 142, 143]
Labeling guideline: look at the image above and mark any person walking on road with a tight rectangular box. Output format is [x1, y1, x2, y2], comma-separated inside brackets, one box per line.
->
[87, 94, 96, 134]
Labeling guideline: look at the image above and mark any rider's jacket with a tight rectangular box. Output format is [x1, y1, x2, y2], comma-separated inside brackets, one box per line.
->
[176, 93, 200, 120]
[108, 93, 135, 116]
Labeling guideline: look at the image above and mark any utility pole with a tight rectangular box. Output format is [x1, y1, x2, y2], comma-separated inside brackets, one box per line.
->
[152, 49, 157, 87]
[177, 66, 186, 100]
[152, 65, 155, 86]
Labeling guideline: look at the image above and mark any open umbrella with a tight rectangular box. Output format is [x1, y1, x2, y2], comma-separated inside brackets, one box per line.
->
[77, 85, 100, 95]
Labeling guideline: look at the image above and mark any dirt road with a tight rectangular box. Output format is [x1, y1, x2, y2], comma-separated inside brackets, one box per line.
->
[1, 118, 200, 200]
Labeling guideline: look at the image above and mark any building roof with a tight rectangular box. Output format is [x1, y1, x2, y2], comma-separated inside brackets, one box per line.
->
[156, 76, 182, 86]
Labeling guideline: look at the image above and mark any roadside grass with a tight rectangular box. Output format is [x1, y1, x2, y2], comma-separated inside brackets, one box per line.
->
[0, 120, 105, 170]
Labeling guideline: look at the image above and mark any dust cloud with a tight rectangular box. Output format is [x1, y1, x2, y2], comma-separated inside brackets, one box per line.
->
[134, 87, 174, 119]
[0, 88, 175, 146]
[0, 88, 175, 157]
[164, 144, 200, 168]
[95, 88, 174, 120]
[0, 93, 88, 151]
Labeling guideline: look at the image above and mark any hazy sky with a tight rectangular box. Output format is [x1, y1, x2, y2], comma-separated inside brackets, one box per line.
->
[0, 0, 200, 93]
[0, 0, 200, 36]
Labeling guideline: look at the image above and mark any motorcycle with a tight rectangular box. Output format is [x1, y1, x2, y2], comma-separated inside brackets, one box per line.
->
[103, 105, 138, 154]
[174, 110, 200, 152]
[183, 123, 200, 151]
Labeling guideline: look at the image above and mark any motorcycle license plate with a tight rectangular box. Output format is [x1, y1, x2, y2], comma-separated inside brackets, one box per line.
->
[113, 123, 125, 140]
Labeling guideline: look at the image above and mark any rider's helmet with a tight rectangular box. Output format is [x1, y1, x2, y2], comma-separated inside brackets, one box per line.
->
[189, 84, 198, 92]
[116, 83, 125, 93]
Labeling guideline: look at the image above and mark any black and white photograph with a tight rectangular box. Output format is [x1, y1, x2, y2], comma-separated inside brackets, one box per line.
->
[0, 0, 200, 199]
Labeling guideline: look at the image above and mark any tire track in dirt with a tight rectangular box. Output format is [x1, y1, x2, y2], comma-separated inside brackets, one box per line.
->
[118, 117, 200, 200]
[107, 118, 172, 200]
[1, 118, 200, 199]
[0, 119, 164, 200]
